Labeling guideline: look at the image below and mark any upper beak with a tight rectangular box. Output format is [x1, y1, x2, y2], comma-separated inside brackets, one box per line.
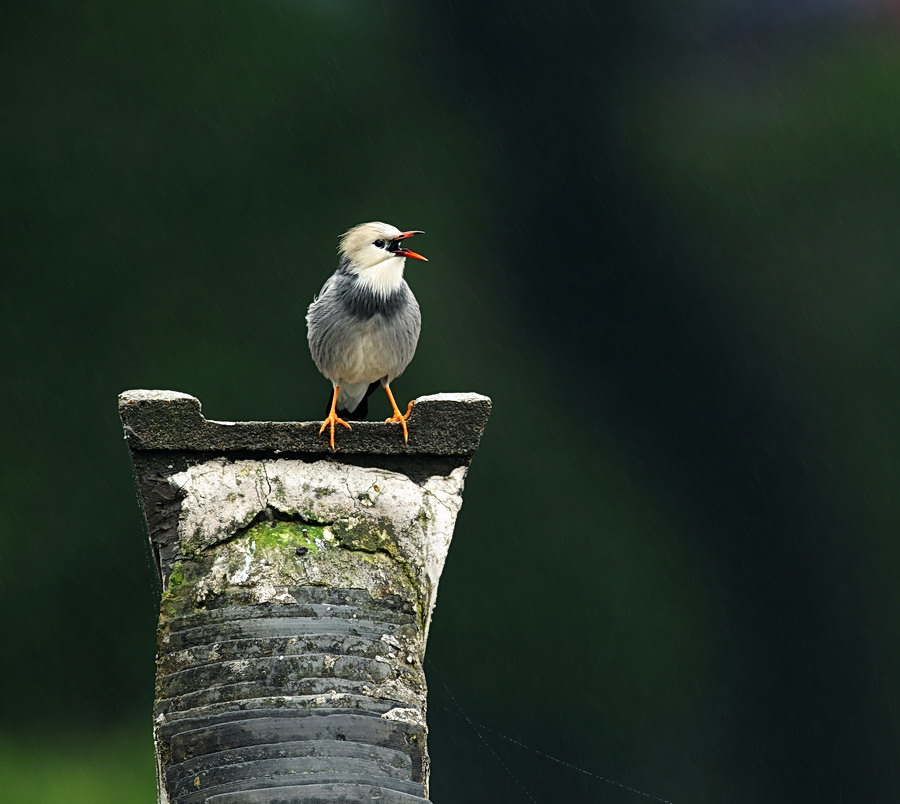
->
[391, 230, 427, 262]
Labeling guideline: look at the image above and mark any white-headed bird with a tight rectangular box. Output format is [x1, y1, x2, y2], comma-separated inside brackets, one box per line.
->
[307, 222, 427, 450]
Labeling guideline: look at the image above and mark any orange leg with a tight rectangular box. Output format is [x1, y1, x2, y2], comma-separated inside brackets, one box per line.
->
[319, 385, 352, 451]
[383, 384, 414, 444]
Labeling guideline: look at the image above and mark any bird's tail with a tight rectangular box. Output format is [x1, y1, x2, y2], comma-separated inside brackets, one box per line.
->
[330, 381, 380, 421]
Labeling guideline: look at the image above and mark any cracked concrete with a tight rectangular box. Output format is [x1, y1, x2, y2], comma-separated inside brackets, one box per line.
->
[168, 458, 468, 632]
[120, 390, 490, 804]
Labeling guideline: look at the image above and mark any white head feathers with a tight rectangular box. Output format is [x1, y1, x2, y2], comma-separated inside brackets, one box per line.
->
[338, 222, 408, 296]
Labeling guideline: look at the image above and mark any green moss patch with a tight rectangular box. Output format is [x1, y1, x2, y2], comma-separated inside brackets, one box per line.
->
[244, 520, 324, 554]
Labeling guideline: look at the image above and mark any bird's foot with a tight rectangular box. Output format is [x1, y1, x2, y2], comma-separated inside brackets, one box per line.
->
[385, 400, 414, 444]
[319, 411, 352, 451]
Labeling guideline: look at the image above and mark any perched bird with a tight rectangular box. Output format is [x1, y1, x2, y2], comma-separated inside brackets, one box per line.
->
[307, 222, 427, 450]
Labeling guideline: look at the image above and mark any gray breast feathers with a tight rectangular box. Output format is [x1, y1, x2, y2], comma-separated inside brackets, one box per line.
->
[307, 272, 421, 385]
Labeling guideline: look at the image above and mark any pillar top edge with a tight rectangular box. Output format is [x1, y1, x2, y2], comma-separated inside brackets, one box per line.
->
[118, 389, 492, 456]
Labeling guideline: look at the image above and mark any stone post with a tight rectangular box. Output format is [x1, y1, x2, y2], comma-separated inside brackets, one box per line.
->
[119, 390, 491, 804]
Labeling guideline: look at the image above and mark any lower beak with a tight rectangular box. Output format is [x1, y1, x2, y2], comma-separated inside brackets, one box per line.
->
[394, 230, 428, 262]
[397, 249, 427, 262]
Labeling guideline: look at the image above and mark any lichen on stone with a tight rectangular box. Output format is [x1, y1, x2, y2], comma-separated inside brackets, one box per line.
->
[166, 458, 468, 634]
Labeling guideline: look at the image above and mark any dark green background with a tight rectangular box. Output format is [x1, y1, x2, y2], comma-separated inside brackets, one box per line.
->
[3, 2, 899, 801]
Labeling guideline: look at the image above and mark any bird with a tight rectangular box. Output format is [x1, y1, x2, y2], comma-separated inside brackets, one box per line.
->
[307, 222, 426, 450]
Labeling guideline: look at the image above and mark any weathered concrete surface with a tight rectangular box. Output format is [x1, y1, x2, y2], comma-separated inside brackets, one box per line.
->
[119, 389, 491, 455]
[169, 459, 465, 634]
[120, 390, 490, 804]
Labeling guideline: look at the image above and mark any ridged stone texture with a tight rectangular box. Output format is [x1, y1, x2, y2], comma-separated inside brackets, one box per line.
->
[120, 390, 491, 804]
[157, 586, 429, 803]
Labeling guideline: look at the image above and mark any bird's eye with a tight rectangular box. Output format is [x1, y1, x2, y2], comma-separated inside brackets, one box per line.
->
[373, 239, 386, 248]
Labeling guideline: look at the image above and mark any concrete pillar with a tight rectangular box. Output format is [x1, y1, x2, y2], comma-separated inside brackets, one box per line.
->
[119, 390, 491, 804]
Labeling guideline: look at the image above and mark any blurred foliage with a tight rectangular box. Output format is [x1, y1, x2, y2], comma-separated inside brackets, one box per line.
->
[0, 723, 154, 804]
[3, 1, 900, 801]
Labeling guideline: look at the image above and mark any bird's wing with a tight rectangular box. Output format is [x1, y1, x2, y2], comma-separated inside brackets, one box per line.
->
[307, 274, 340, 380]
[383, 286, 421, 381]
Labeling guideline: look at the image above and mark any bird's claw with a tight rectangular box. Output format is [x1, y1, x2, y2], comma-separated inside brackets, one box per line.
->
[319, 412, 352, 451]
[385, 400, 414, 444]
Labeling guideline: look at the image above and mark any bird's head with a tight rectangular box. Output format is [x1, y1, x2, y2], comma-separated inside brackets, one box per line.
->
[338, 222, 427, 271]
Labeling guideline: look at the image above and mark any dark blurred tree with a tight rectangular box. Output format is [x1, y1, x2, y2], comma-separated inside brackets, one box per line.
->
[2, 1, 899, 802]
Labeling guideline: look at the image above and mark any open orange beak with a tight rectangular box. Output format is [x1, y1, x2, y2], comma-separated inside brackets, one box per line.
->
[390, 230, 427, 262]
